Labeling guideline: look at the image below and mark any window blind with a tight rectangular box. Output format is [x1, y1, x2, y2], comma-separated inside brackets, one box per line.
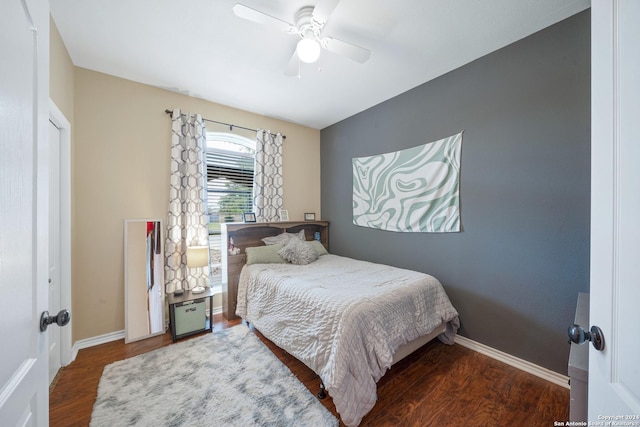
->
[206, 148, 254, 224]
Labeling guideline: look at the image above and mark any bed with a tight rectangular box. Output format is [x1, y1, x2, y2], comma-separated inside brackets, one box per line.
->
[221, 222, 460, 426]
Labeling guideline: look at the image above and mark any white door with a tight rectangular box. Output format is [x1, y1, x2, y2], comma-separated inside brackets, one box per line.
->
[49, 120, 62, 385]
[0, 0, 50, 425]
[589, 0, 640, 419]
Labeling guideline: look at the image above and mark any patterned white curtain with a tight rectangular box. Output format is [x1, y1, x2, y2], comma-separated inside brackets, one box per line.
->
[165, 110, 210, 292]
[253, 130, 284, 222]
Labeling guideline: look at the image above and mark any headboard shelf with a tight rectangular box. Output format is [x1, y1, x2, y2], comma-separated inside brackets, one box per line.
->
[220, 221, 329, 319]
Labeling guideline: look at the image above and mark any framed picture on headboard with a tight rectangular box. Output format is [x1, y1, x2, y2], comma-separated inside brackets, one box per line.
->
[304, 213, 316, 221]
[243, 212, 256, 223]
[279, 210, 289, 221]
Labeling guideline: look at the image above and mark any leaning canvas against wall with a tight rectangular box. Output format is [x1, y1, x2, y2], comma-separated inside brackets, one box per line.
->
[352, 132, 462, 233]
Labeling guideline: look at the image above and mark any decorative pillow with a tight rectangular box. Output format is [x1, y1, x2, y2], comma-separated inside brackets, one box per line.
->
[261, 230, 305, 246]
[278, 238, 318, 265]
[245, 244, 287, 265]
[308, 240, 328, 256]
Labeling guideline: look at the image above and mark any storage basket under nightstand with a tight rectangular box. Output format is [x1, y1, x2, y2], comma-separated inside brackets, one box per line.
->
[168, 288, 214, 341]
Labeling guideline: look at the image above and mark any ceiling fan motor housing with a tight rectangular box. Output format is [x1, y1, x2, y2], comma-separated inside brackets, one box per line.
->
[296, 6, 322, 40]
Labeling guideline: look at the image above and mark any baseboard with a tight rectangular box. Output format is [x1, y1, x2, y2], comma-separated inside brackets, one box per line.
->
[70, 330, 125, 363]
[455, 335, 570, 389]
[70, 307, 225, 362]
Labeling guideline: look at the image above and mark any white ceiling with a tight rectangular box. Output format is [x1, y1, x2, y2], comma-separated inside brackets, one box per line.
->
[50, 0, 589, 130]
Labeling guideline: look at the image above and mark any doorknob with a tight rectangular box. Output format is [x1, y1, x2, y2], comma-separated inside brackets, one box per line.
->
[40, 309, 71, 332]
[567, 324, 605, 351]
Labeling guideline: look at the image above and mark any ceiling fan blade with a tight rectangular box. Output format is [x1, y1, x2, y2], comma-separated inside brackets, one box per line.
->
[322, 37, 371, 64]
[283, 51, 299, 77]
[232, 3, 296, 33]
[312, 0, 341, 25]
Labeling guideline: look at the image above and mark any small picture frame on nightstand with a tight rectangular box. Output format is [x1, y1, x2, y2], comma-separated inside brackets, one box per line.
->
[243, 212, 256, 223]
[279, 209, 289, 221]
[304, 213, 315, 221]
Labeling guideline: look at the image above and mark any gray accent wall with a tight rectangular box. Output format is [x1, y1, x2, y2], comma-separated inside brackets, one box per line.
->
[320, 10, 590, 374]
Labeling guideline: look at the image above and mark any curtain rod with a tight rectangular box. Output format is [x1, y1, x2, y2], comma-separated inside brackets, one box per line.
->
[164, 109, 286, 139]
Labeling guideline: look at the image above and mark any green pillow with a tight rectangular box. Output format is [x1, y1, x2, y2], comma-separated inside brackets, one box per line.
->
[245, 244, 287, 265]
[308, 240, 329, 256]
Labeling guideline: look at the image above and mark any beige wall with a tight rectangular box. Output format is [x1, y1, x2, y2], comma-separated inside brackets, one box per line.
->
[72, 68, 320, 341]
[49, 17, 74, 121]
[50, 15, 320, 343]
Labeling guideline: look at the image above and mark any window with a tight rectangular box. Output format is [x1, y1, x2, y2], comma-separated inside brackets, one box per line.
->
[206, 133, 255, 284]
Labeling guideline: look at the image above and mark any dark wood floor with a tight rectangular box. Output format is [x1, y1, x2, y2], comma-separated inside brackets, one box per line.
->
[50, 314, 569, 426]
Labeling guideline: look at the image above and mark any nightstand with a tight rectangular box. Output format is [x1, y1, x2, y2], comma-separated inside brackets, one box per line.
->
[168, 287, 214, 342]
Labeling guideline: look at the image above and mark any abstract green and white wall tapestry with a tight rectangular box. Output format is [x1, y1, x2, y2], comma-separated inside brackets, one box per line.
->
[353, 132, 462, 233]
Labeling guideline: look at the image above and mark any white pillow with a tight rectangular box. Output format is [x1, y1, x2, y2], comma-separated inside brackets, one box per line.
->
[261, 229, 305, 245]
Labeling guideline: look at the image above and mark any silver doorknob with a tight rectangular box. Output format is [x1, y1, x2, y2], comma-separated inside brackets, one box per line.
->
[40, 309, 71, 332]
[568, 324, 605, 351]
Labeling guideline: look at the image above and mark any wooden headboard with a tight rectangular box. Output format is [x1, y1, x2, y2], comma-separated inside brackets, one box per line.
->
[220, 221, 329, 319]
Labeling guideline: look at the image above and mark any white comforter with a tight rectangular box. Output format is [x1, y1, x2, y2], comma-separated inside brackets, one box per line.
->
[236, 254, 459, 426]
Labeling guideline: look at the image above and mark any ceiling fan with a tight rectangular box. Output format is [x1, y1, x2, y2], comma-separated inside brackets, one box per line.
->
[232, 0, 371, 76]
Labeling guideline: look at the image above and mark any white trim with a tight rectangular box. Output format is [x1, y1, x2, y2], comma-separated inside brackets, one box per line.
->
[70, 307, 223, 359]
[73, 288, 223, 358]
[455, 335, 570, 389]
[70, 330, 125, 362]
[206, 131, 255, 152]
[48, 99, 73, 368]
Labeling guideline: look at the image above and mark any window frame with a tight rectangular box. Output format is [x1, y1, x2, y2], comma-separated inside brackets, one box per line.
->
[205, 132, 256, 286]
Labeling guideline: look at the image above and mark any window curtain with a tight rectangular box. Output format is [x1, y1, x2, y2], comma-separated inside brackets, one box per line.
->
[253, 130, 284, 222]
[165, 109, 210, 293]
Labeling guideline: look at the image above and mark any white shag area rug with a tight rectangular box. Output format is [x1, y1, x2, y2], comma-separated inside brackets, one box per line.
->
[90, 325, 338, 427]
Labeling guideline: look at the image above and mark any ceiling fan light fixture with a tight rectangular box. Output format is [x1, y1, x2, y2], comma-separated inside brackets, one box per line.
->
[296, 38, 321, 63]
